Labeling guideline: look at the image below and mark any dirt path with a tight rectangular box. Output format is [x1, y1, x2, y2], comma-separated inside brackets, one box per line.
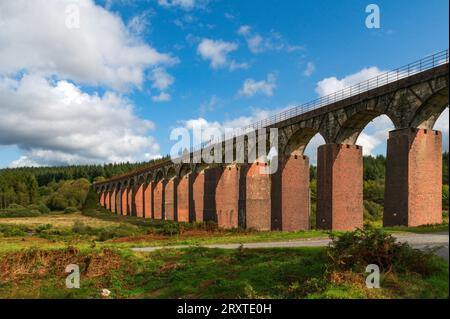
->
[132, 232, 450, 261]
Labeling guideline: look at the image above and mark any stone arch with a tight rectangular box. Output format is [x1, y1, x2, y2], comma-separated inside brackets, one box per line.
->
[178, 163, 192, 178]
[409, 87, 449, 129]
[137, 175, 145, 185]
[282, 127, 322, 156]
[303, 132, 327, 160]
[165, 166, 177, 179]
[153, 169, 164, 182]
[335, 109, 398, 145]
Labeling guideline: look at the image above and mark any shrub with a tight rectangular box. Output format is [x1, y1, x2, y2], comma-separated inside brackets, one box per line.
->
[0, 224, 30, 237]
[71, 221, 94, 235]
[38, 203, 51, 214]
[0, 209, 41, 218]
[443, 184, 449, 211]
[97, 225, 142, 241]
[64, 207, 79, 214]
[82, 187, 100, 211]
[159, 222, 180, 236]
[7, 204, 25, 210]
[47, 193, 69, 210]
[27, 203, 51, 214]
[363, 200, 383, 221]
[327, 227, 441, 276]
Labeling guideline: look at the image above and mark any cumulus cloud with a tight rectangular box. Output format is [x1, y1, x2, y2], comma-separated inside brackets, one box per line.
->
[199, 95, 222, 114]
[127, 9, 153, 35]
[150, 67, 175, 91]
[179, 104, 294, 142]
[356, 115, 395, 156]
[197, 39, 248, 71]
[0, 0, 178, 90]
[303, 62, 315, 77]
[0, 74, 161, 167]
[157, 0, 207, 11]
[238, 73, 277, 97]
[237, 25, 304, 54]
[434, 108, 449, 151]
[315, 67, 384, 97]
[303, 134, 326, 165]
[152, 92, 171, 102]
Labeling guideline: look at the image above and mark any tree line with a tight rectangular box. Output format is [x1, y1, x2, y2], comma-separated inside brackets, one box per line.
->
[0, 157, 168, 210]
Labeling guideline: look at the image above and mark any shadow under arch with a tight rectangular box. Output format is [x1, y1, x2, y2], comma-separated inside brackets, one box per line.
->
[410, 87, 449, 129]
[283, 128, 324, 156]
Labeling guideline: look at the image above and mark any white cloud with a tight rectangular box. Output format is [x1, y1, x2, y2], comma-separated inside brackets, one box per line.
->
[239, 73, 277, 97]
[150, 67, 175, 91]
[127, 9, 153, 35]
[315, 67, 384, 97]
[434, 107, 449, 151]
[303, 134, 326, 165]
[238, 25, 252, 36]
[177, 105, 294, 153]
[0, 0, 178, 90]
[152, 92, 171, 102]
[224, 12, 235, 20]
[197, 38, 247, 71]
[157, 0, 202, 10]
[179, 104, 294, 140]
[303, 62, 315, 77]
[237, 25, 304, 54]
[0, 74, 160, 167]
[199, 95, 222, 114]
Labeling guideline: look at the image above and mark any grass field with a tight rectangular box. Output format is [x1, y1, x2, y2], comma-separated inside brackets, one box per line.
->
[0, 210, 448, 299]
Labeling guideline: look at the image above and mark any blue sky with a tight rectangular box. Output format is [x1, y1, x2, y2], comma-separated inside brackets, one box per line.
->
[0, 0, 448, 167]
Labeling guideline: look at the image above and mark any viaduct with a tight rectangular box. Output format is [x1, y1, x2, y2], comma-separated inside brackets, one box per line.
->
[93, 50, 449, 231]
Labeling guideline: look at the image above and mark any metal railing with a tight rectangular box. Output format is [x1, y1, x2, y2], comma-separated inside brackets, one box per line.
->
[186, 49, 449, 153]
[96, 49, 449, 185]
[242, 49, 448, 132]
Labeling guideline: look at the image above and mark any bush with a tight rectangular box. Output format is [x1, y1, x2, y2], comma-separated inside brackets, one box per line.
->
[159, 222, 180, 236]
[71, 221, 94, 235]
[443, 185, 449, 211]
[82, 187, 100, 211]
[47, 193, 69, 210]
[327, 227, 441, 276]
[0, 209, 41, 218]
[363, 200, 383, 222]
[0, 224, 30, 237]
[97, 225, 142, 241]
[27, 203, 51, 214]
[7, 204, 25, 210]
[64, 207, 79, 214]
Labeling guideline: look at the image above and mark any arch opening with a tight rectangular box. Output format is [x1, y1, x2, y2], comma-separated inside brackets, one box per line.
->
[336, 110, 398, 145]
[354, 115, 395, 225]
[432, 107, 449, 152]
[410, 87, 449, 129]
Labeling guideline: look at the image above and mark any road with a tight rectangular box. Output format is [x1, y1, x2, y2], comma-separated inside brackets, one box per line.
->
[132, 232, 449, 261]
